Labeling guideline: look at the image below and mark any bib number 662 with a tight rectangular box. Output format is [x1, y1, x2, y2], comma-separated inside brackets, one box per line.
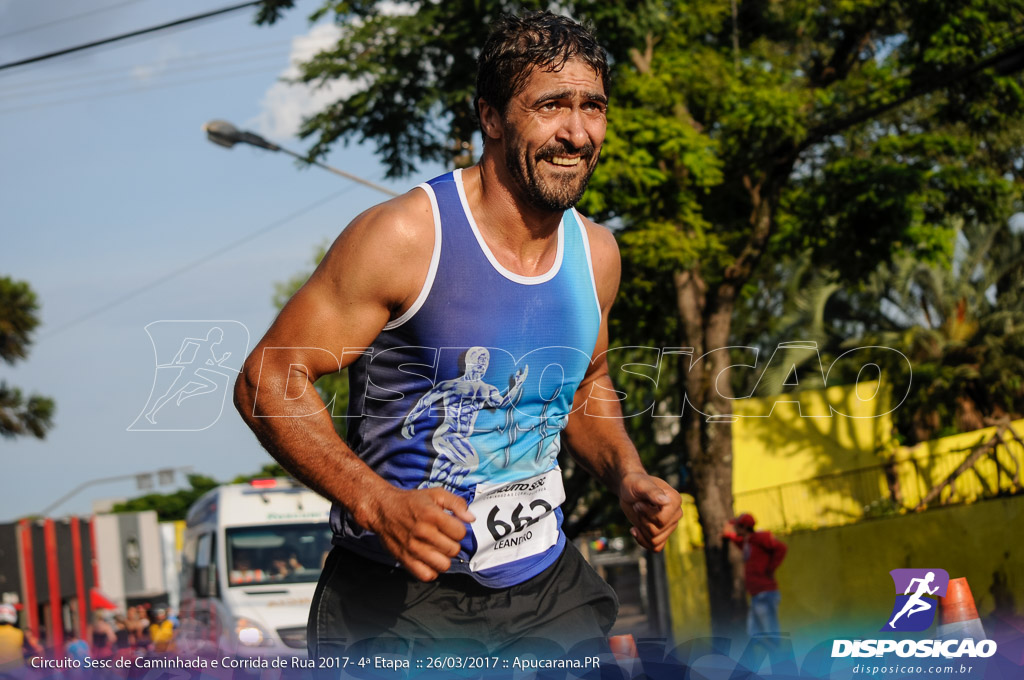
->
[486, 500, 552, 541]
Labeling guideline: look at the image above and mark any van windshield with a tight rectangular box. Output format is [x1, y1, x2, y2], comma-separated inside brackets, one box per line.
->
[226, 523, 333, 586]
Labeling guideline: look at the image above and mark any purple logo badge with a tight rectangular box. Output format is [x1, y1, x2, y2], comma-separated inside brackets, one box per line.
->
[882, 569, 950, 632]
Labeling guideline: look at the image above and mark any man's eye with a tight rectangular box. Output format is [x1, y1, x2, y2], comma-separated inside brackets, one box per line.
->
[540, 101, 558, 110]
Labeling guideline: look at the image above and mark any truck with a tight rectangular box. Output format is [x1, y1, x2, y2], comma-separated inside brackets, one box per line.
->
[177, 479, 333, 658]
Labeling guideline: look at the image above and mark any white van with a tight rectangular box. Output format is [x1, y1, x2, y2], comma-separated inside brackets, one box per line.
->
[178, 479, 333, 658]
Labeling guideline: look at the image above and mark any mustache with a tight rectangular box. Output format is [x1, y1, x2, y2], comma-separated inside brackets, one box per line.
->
[535, 141, 596, 162]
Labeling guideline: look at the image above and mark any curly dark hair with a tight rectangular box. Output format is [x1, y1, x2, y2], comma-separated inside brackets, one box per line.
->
[475, 11, 609, 135]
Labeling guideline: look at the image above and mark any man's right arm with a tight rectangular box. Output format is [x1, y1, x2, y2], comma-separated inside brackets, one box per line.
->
[721, 527, 741, 546]
[233, 189, 474, 582]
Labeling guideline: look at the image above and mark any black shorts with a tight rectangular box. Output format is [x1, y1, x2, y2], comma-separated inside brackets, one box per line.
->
[308, 542, 618, 660]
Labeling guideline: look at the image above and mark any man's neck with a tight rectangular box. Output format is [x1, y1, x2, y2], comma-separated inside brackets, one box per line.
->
[460, 153, 566, 277]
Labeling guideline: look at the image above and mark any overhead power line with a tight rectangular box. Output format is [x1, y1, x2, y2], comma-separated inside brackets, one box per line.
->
[0, 64, 288, 116]
[0, 1, 263, 73]
[0, 39, 292, 95]
[40, 186, 359, 340]
[2, 54, 282, 99]
[0, 0, 146, 40]
[0, 51, 289, 106]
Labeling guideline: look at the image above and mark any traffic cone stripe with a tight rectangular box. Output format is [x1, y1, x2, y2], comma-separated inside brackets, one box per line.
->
[940, 577, 980, 625]
[936, 576, 986, 641]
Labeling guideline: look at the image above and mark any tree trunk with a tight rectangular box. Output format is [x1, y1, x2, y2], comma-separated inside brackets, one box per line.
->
[688, 417, 746, 635]
[672, 178, 780, 636]
[674, 269, 747, 636]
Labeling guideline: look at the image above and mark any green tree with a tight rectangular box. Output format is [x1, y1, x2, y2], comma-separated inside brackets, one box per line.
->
[731, 123, 1024, 445]
[255, 0, 1024, 632]
[111, 473, 220, 522]
[588, 1, 1024, 631]
[110, 465, 296, 521]
[233, 462, 291, 483]
[0, 276, 55, 439]
[838, 218, 1024, 444]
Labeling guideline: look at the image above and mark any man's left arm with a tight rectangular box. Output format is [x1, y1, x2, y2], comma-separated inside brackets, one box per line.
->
[562, 220, 682, 552]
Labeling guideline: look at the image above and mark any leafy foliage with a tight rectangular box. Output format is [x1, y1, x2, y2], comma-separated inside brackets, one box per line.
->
[839, 218, 1024, 443]
[232, 462, 291, 483]
[110, 465, 295, 522]
[111, 474, 220, 522]
[255, 0, 1024, 630]
[0, 276, 55, 439]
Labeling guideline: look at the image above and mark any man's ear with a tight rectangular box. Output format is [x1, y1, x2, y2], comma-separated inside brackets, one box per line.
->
[477, 98, 503, 141]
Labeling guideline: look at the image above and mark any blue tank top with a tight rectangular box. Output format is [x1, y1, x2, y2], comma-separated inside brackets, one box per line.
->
[332, 169, 602, 587]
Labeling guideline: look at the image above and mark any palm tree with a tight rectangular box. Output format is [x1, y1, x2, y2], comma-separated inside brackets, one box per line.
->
[0, 276, 55, 439]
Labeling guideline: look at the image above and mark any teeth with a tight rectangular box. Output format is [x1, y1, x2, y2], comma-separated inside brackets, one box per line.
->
[549, 156, 580, 166]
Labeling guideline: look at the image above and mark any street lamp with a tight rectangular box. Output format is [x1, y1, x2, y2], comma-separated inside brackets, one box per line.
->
[39, 466, 193, 517]
[202, 120, 398, 197]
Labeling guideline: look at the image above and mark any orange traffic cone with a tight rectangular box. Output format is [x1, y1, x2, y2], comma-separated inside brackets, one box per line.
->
[937, 577, 987, 640]
[610, 634, 641, 677]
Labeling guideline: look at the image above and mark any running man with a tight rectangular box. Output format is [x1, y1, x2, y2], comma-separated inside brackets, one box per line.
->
[235, 11, 682, 657]
[889, 571, 939, 628]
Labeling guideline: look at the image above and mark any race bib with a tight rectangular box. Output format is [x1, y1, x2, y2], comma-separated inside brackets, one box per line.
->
[468, 468, 566, 572]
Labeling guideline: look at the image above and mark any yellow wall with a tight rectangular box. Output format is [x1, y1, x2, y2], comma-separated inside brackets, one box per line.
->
[732, 380, 894, 491]
[665, 375, 1024, 641]
[666, 493, 1024, 641]
[728, 381, 895, 530]
[892, 422, 1024, 507]
[728, 380, 1023, 531]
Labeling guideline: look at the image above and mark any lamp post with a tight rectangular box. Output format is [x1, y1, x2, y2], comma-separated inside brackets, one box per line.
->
[39, 466, 193, 517]
[202, 120, 398, 197]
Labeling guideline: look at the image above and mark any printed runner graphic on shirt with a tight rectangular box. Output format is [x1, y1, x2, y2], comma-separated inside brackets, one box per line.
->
[401, 346, 529, 492]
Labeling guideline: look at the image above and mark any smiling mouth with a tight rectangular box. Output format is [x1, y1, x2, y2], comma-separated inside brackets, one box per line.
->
[547, 156, 581, 167]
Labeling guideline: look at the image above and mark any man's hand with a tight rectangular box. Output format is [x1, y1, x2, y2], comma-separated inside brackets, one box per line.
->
[362, 486, 476, 581]
[618, 472, 682, 552]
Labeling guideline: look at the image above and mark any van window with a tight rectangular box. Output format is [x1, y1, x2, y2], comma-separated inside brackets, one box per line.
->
[194, 532, 218, 598]
[226, 524, 332, 586]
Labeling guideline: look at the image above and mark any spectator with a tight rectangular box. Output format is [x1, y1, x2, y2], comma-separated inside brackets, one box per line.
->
[0, 604, 42, 675]
[90, 610, 115, 660]
[148, 609, 174, 653]
[723, 513, 788, 642]
[112, 612, 133, 661]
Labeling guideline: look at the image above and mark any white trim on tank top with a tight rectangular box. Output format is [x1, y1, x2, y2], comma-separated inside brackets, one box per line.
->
[571, 207, 603, 317]
[454, 168, 565, 285]
[382, 182, 443, 331]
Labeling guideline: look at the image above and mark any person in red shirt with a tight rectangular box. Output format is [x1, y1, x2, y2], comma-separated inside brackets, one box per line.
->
[723, 513, 787, 640]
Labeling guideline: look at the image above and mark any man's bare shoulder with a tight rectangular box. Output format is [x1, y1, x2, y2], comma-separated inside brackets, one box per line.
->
[575, 211, 621, 308]
[333, 187, 435, 262]
[314, 186, 436, 312]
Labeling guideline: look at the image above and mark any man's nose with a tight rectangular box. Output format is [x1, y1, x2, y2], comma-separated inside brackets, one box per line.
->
[557, 108, 588, 149]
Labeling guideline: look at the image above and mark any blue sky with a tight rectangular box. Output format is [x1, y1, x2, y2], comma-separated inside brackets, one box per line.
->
[1, 0, 444, 519]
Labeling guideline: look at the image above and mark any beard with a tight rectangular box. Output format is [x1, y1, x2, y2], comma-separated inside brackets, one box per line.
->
[504, 133, 599, 212]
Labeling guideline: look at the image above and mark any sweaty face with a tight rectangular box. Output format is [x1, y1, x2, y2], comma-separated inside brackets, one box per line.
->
[501, 59, 607, 212]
